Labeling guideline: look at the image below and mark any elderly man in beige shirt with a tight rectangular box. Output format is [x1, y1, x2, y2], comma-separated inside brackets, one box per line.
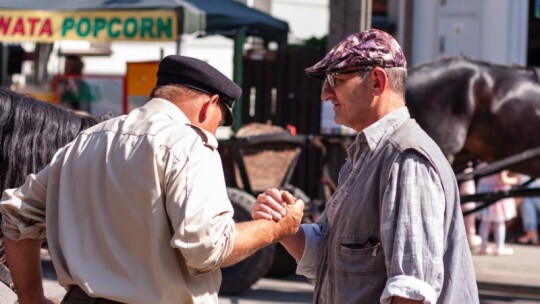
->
[0, 55, 303, 304]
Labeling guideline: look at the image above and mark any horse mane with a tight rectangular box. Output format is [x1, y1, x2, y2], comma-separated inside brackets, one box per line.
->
[407, 56, 459, 71]
[409, 56, 529, 72]
[0, 88, 108, 269]
[461, 57, 530, 71]
[0, 88, 100, 192]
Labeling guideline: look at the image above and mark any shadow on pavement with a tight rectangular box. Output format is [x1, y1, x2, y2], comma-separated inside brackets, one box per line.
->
[219, 275, 313, 303]
[479, 290, 540, 303]
[221, 288, 312, 303]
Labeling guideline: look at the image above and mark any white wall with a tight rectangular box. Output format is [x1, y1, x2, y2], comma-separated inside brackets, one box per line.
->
[56, 41, 175, 75]
[481, 0, 528, 65]
[271, 0, 329, 42]
[410, 0, 438, 66]
[409, 0, 529, 66]
[52, 35, 234, 78]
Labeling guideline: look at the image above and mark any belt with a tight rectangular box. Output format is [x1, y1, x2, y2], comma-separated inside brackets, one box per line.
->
[63, 285, 124, 304]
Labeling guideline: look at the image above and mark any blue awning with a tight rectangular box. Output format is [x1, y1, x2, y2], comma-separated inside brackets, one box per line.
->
[184, 0, 288, 42]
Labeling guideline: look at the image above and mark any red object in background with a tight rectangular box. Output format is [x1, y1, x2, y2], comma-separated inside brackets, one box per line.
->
[286, 124, 297, 135]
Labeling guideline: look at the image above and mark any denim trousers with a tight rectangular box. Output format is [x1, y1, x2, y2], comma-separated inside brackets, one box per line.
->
[520, 197, 540, 231]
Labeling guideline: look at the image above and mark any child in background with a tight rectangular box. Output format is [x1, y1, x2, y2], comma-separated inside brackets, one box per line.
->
[477, 169, 520, 255]
[460, 161, 482, 249]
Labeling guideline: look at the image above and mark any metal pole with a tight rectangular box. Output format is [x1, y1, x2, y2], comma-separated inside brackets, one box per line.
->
[360, 0, 367, 32]
[176, 8, 183, 55]
[366, 0, 372, 31]
[359, 0, 373, 32]
[232, 27, 246, 132]
[176, 37, 182, 55]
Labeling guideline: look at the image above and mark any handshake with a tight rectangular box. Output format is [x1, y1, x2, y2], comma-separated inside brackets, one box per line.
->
[251, 188, 305, 241]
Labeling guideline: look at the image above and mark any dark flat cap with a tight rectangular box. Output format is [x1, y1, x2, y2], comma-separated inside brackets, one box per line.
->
[156, 55, 241, 126]
[305, 29, 407, 80]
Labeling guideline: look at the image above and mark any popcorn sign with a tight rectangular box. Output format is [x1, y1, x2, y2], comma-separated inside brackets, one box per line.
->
[0, 10, 177, 43]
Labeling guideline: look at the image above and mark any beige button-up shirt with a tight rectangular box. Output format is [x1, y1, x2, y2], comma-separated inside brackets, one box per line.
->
[1, 98, 235, 303]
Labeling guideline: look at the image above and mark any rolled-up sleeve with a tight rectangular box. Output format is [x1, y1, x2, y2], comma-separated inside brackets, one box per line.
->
[165, 145, 235, 275]
[296, 221, 323, 282]
[1, 166, 50, 241]
[380, 151, 444, 304]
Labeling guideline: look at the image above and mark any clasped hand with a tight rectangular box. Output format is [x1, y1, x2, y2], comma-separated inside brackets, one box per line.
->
[252, 188, 304, 224]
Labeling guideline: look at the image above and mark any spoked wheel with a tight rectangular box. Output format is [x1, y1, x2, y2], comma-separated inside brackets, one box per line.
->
[219, 188, 276, 295]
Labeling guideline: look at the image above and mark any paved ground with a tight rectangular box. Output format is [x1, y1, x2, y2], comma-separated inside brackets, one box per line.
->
[473, 242, 540, 301]
[42, 242, 540, 303]
[43, 275, 314, 304]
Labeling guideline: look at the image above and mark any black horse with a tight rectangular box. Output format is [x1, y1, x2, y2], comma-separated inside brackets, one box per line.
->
[0, 88, 109, 294]
[406, 57, 540, 177]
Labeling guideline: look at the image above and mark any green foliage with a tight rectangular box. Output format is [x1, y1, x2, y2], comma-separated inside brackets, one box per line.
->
[289, 35, 327, 49]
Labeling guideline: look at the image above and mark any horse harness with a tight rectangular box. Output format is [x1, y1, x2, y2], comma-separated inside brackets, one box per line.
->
[530, 67, 540, 83]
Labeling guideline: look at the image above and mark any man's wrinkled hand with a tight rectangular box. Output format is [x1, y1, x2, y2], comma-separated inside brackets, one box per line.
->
[252, 188, 287, 222]
[276, 195, 304, 240]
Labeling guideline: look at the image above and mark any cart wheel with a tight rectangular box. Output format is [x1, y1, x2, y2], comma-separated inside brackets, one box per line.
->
[219, 188, 276, 295]
[266, 186, 311, 277]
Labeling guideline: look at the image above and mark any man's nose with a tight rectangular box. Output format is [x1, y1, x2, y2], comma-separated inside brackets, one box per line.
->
[320, 81, 334, 101]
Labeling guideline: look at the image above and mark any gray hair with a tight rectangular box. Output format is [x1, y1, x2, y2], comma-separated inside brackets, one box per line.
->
[149, 84, 203, 102]
[384, 67, 407, 97]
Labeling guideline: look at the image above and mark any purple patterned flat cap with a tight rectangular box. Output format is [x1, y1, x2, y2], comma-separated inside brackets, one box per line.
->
[305, 29, 407, 80]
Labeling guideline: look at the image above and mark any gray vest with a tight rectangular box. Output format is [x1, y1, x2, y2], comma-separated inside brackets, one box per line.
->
[313, 119, 478, 304]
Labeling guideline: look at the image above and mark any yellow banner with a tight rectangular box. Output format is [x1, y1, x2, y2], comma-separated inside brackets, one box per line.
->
[0, 10, 178, 43]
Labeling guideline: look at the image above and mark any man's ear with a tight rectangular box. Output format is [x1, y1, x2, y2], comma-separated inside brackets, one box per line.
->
[198, 94, 220, 123]
[199, 99, 210, 122]
[371, 67, 387, 96]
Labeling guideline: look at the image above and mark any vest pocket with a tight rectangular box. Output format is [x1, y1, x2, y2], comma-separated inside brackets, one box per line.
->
[333, 235, 386, 275]
[324, 235, 387, 303]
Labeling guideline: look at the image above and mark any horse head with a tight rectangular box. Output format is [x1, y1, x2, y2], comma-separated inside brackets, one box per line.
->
[406, 57, 540, 177]
[406, 57, 478, 164]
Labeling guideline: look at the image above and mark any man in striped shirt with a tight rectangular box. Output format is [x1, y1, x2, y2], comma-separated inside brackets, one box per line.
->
[252, 29, 479, 304]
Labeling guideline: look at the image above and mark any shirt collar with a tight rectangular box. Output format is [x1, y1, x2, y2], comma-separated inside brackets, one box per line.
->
[143, 98, 219, 149]
[144, 98, 189, 122]
[347, 107, 410, 161]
